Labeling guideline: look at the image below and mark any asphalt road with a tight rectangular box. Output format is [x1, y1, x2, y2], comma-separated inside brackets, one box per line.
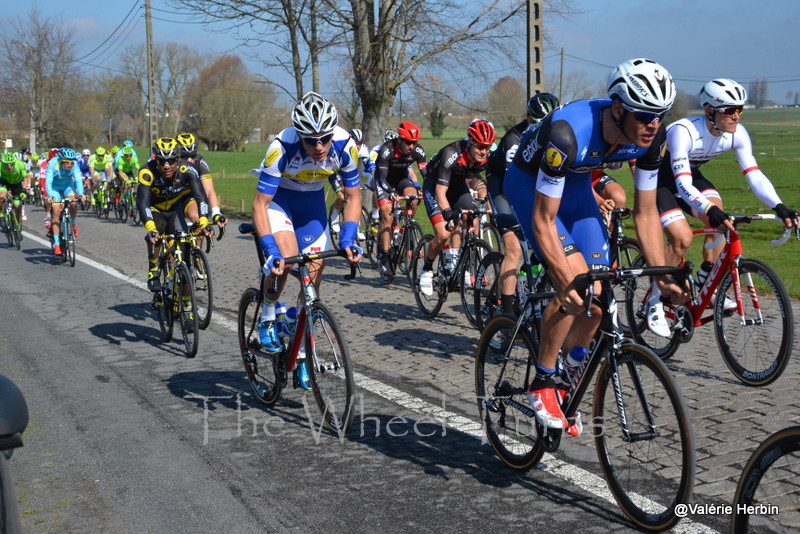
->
[1, 203, 797, 533]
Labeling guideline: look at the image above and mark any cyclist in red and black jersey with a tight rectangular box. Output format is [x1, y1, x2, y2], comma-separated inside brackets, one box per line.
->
[418, 119, 496, 296]
[373, 121, 427, 270]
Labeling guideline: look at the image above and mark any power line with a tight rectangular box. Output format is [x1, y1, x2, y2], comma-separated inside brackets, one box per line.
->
[73, 0, 142, 63]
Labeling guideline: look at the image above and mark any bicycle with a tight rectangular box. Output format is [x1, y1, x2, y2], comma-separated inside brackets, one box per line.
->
[626, 214, 795, 386]
[186, 232, 214, 330]
[150, 230, 200, 358]
[475, 263, 695, 531]
[376, 193, 423, 285]
[730, 425, 800, 533]
[126, 187, 140, 225]
[0, 193, 23, 250]
[410, 205, 493, 321]
[49, 198, 78, 267]
[237, 223, 356, 433]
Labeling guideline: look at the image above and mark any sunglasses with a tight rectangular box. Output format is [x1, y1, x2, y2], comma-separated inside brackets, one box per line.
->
[301, 133, 334, 146]
[157, 157, 178, 166]
[716, 105, 744, 117]
[472, 143, 492, 151]
[400, 138, 418, 147]
[620, 102, 668, 124]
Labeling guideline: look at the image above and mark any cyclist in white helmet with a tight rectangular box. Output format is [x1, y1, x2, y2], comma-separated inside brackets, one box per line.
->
[644, 78, 799, 337]
[251, 91, 362, 387]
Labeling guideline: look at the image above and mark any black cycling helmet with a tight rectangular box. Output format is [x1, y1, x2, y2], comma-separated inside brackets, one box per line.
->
[527, 92, 560, 122]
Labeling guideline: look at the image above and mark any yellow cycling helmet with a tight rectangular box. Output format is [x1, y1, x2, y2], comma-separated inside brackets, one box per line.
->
[96, 146, 106, 156]
[153, 137, 180, 159]
[176, 132, 197, 156]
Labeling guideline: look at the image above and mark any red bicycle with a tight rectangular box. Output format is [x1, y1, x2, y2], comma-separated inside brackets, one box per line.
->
[626, 214, 795, 386]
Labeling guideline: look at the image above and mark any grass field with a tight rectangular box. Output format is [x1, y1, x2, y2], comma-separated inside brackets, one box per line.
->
[201, 108, 800, 297]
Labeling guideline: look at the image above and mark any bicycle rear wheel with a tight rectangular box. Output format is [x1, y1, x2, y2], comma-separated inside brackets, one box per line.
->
[189, 247, 214, 330]
[304, 301, 355, 433]
[410, 234, 447, 317]
[237, 287, 283, 405]
[593, 343, 694, 531]
[175, 263, 199, 358]
[460, 238, 492, 328]
[398, 220, 423, 279]
[475, 314, 543, 470]
[731, 425, 800, 533]
[715, 258, 793, 386]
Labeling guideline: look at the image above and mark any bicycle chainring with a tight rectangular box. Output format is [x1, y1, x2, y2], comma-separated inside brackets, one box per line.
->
[674, 305, 694, 343]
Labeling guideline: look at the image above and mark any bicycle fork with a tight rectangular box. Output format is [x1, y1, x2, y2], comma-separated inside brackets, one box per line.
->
[607, 354, 659, 443]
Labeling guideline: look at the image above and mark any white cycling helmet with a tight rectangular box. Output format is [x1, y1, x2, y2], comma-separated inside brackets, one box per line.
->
[82, 149, 91, 156]
[699, 78, 747, 108]
[607, 58, 676, 112]
[292, 91, 338, 136]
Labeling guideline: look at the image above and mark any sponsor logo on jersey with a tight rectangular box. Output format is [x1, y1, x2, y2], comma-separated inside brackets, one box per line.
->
[591, 252, 602, 259]
[349, 145, 359, 162]
[545, 143, 566, 170]
[302, 234, 314, 243]
[658, 141, 667, 161]
[265, 148, 281, 167]
[558, 234, 567, 241]
[589, 149, 601, 160]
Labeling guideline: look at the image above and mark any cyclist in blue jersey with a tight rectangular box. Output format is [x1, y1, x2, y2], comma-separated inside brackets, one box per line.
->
[485, 93, 559, 314]
[252, 92, 362, 375]
[77, 149, 92, 197]
[504, 58, 688, 431]
[45, 148, 85, 255]
[328, 128, 372, 236]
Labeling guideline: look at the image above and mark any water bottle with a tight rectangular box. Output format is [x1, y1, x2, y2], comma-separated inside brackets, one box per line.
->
[565, 345, 588, 385]
[285, 307, 298, 336]
[516, 271, 528, 296]
[259, 300, 278, 346]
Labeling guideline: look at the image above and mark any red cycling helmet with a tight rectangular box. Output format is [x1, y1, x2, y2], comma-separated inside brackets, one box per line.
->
[467, 118, 496, 145]
[48, 148, 60, 159]
[397, 121, 421, 142]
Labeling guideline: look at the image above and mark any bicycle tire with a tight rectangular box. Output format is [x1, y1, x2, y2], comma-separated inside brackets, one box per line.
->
[189, 247, 214, 330]
[398, 220, 423, 279]
[157, 266, 174, 343]
[611, 238, 642, 336]
[9, 212, 21, 250]
[237, 287, 283, 405]
[410, 234, 447, 317]
[593, 343, 695, 531]
[480, 223, 504, 254]
[64, 219, 76, 267]
[362, 217, 379, 268]
[625, 254, 682, 360]
[175, 263, 199, 358]
[474, 251, 504, 332]
[119, 198, 129, 223]
[731, 425, 800, 533]
[715, 258, 793, 387]
[460, 238, 492, 328]
[378, 245, 396, 285]
[475, 314, 543, 470]
[2, 214, 11, 247]
[304, 300, 355, 433]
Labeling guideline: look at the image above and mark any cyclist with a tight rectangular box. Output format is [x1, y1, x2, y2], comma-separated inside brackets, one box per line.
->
[45, 148, 85, 255]
[41, 148, 60, 229]
[115, 146, 140, 200]
[366, 129, 401, 230]
[646, 78, 800, 336]
[176, 132, 227, 230]
[0, 153, 28, 229]
[77, 149, 93, 200]
[418, 118, 496, 296]
[504, 58, 686, 431]
[138, 137, 212, 292]
[252, 91, 361, 389]
[328, 128, 372, 235]
[485, 93, 559, 314]
[373, 121, 427, 274]
[89, 146, 114, 208]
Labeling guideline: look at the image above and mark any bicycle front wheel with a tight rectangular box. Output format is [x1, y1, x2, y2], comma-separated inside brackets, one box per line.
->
[119, 198, 129, 223]
[398, 220, 423, 279]
[593, 343, 695, 531]
[715, 258, 793, 386]
[731, 425, 800, 533]
[175, 263, 199, 358]
[64, 219, 76, 267]
[611, 238, 642, 336]
[189, 247, 214, 330]
[237, 288, 283, 405]
[305, 301, 355, 433]
[474, 251, 504, 332]
[156, 267, 174, 343]
[460, 238, 492, 328]
[410, 234, 447, 317]
[475, 314, 543, 470]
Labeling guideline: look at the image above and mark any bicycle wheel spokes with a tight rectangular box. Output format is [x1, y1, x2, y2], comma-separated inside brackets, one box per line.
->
[474, 252, 503, 331]
[237, 288, 283, 405]
[175, 263, 199, 358]
[410, 235, 447, 317]
[305, 302, 354, 433]
[612, 239, 642, 335]
[593, 344, 694, 531]
[715, 258, 793, 386]
[460, 239, 491, 328]
[475, 315, 542, 470]
[190, 247, 214, 330]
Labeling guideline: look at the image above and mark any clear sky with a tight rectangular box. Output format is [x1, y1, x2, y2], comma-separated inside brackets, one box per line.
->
[27, 0, 800, 104]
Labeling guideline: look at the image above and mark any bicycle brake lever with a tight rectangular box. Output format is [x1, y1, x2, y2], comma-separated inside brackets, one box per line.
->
[585, 282, 594, 318]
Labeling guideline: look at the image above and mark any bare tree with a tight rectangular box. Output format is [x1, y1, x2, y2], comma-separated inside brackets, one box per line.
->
[0, 10, 77, 150]
[485, 76, 526, 130]
[183, 55, 274, 151]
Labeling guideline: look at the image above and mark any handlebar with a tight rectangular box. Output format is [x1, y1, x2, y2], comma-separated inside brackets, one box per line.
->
[701, 214, 798, 249]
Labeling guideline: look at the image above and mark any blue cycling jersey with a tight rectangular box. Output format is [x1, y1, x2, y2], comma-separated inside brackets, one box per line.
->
[45, 158, 85, 198]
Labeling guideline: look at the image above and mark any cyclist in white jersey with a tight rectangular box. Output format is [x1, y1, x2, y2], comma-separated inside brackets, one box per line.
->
[646, 78, 799, 337]
[251, 92, 362, 374]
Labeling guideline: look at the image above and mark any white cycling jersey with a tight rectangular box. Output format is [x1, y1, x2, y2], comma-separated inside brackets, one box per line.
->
[667, 115, 782, 214]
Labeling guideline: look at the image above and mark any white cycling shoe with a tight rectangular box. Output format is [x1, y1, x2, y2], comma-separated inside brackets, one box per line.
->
[646, 302, 672, 338]
[419, 270, 433, 296]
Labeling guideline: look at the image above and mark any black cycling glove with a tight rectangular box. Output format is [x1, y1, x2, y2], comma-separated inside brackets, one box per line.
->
[773, 203, 799, 226]
[706, 205, 731, 228]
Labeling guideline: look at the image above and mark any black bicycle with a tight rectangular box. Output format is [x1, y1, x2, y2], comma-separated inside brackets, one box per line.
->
[475, 263, 695, 531]
[377, 193, 423, 285]
[0, 193, 23, 250]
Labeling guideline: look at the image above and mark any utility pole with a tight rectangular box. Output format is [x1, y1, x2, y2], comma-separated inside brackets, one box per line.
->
[145, 0, 158, 146]
[527, 1, 543, 98]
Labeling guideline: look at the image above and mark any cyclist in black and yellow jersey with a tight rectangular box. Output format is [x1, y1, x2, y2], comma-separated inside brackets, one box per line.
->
[137, 137, 212, 291]
[176, 132, 227, 229]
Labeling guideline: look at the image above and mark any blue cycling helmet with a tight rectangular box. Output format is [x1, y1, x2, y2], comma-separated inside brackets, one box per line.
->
[59, 148, 78, 161]
[123, 140, 134, 148]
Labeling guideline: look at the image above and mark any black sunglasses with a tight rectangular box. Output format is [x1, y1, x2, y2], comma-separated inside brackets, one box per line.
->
[157, 157, 178, 166]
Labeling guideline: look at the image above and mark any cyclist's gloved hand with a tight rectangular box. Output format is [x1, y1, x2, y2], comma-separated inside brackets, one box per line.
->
[442, 208, 459, 228]
[145, 230, 158, 243]
[260, 234, 283, 275]
[338, 220, 358, 250]
[773, 203, 799, 227]
[212, 212, 227, 225]
[706, 205, 731, 229]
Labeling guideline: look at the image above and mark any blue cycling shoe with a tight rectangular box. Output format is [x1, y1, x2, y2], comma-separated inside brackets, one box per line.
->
[296, 360, 312, 391]
[258, 321, 282, 353]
